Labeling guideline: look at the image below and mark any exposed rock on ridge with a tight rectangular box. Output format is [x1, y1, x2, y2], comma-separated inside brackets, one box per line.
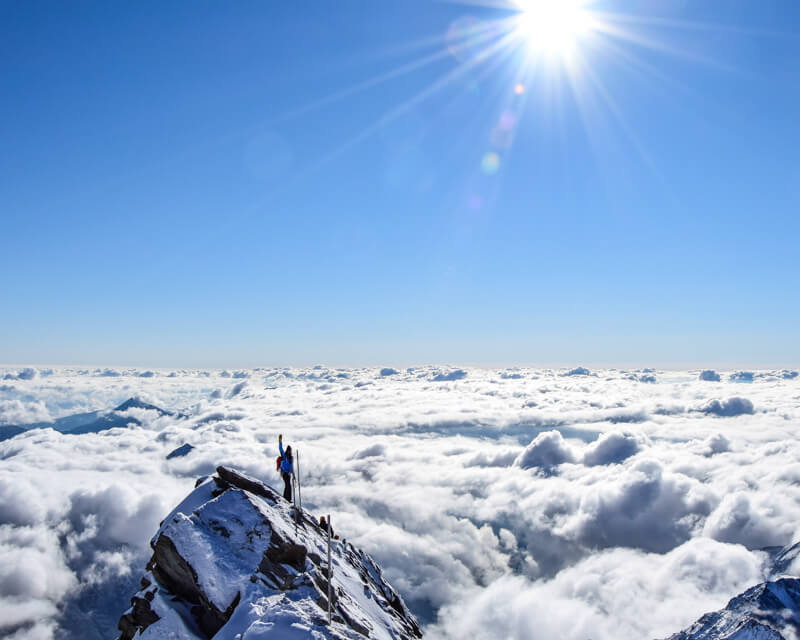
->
[117, 466, 422, 640]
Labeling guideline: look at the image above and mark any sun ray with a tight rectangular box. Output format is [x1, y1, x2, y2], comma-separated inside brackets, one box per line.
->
[315, 26, 522, 162]
[261, 15, 519, 128]
[590, 10, 785, 38]
[227, 20, 524, 227]
[589, 16, 737, 72]
[227, 0, 758, 236]
[581, 60, 660, 176]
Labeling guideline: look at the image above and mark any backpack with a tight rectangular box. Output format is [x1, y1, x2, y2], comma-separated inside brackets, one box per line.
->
[276, 455, 283, 472]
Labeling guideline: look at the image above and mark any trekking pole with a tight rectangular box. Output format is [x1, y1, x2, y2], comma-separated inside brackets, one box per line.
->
[297, 450, 302, 514]
[327, 514, 332, 625]
[292, 470, 298, 532]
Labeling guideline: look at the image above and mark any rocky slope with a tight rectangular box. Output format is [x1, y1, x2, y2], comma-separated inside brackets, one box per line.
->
[116, 466, 422, 640]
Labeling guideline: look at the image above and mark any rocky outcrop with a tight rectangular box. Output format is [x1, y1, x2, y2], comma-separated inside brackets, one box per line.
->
[166, 443, 195, 459]
[117, 466, 422, 640]
[660, 578, 800, 640]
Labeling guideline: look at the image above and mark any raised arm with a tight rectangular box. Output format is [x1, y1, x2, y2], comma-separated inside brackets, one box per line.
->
[279, 433, 285, 457]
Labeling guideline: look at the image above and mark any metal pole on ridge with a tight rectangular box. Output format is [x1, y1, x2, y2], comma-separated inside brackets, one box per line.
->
[297, 450, 302, 513]
[292, 465, 298, 531]
[327, 513, 332, 625]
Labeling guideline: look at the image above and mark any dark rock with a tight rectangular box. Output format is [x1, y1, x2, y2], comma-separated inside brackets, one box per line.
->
[263, 536, 307, 572]
[166, 443, 195, 459]
[215, 465, 281, 503]
[116, 586, 160, 640]
[148, 534, 200, 603]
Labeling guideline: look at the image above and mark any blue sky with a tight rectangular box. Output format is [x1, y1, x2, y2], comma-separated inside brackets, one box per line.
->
[2, 0, 799, 367]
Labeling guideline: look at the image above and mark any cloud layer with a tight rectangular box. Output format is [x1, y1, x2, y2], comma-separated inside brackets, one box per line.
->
[0, 365, 798, 639]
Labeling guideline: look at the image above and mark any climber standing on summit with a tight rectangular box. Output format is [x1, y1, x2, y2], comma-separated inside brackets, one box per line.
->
[278, 434, 293, 502]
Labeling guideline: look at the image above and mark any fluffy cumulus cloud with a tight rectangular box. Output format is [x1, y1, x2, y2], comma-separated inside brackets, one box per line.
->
[2, 367, 38, 381]
[515, 430, 577, 471]
[0, 366, 799, 639]
[0, 399, 52, 425]
[428, 538, 765, 640]
[561, 366, 593, 377]
[699, 433, 732, 456]
[699, 397, 755, 417]
[0, 525, 77, 639]
[582, 431, 643, 466]
[431, 369, 467, 382]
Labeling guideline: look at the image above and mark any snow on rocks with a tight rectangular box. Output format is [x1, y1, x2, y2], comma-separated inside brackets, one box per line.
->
[116, 466, 422, 640]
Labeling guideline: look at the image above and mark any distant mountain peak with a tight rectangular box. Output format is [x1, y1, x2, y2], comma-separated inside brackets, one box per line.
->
[114, 396, 169, 414]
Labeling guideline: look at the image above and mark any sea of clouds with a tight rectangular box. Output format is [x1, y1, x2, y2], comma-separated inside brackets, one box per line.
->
[1, 365, 799, 639]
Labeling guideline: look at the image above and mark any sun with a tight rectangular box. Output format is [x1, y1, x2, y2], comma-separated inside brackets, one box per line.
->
[514, 0, 594, 57]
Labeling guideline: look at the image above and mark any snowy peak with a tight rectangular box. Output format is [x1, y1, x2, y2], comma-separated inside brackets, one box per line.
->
[113, 396, 171, 414]
[661, 578, 800, 640]
[0, 396, 177, 440]
[117, 466, 422, 640]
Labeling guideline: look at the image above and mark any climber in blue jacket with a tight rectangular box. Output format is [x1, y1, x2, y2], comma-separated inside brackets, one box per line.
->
[278, 434, 293, 502]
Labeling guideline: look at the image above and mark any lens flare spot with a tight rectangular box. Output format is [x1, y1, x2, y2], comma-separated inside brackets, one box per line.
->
[498, 111, 516, 131]
[515, 83, 526, 95]
[446, 16, 484, 61]
[481, 152, 501, 175]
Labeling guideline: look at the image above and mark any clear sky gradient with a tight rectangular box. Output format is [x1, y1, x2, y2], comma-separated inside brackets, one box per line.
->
[2, 0, 799, 367]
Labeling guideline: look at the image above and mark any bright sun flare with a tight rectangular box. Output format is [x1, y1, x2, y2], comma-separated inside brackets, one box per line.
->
[515, 0, 593, 56]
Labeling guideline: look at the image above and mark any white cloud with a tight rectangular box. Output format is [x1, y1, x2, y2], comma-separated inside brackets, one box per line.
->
[0, 399, 52, 425]
[427, 538, 765, 640]
[582, 431, 643, 466]
[561, 367, 593, 377]
[702, 492, 789, 549]
[698, 397, 754, 417]
[0, 366, 798, 639]
[0, 525, 77, 638]
[2, 368, 37, 381]
[700, 433, 731, 456]
[431, 369, 467, 382]
[515, 430, 577, 471]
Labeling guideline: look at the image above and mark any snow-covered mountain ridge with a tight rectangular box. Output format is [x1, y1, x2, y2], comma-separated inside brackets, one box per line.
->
[655, 542, 800, 639]
[117, 466, 422, 640]
[660, 578, 800, 640]
[0, 396, 176, 440]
